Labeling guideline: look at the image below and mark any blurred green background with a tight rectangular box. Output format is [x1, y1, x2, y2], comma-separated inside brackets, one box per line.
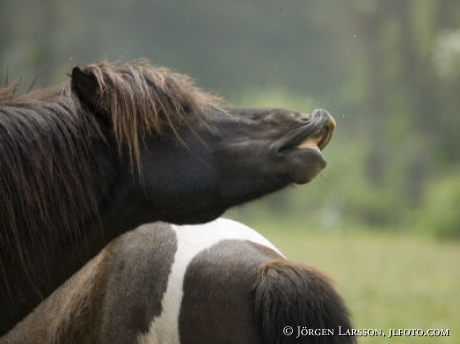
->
[2, 0, 459, 342]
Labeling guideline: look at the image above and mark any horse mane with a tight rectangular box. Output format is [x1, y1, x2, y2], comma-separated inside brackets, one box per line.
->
[0, 60, 220, 301]
[0, 80, 19, 102]
[0, 81, 109, 303]
[254, 259, 355, 344]
[78, 60, 221, 168]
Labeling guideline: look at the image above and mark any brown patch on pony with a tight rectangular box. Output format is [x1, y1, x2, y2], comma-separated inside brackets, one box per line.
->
[254, 259, 356, 344]
[2, 242, 111, 344]
[179, 240, 280, 344]
[72, 60, 221, 169]
[98, 222, 178, 343]
[1, 223, 178, 344]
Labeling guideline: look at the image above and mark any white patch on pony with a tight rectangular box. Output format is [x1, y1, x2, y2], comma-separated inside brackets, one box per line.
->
[137, 218, 282, 344]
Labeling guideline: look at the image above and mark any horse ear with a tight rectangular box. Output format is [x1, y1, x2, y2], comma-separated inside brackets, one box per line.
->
[71, 66, 101, 111]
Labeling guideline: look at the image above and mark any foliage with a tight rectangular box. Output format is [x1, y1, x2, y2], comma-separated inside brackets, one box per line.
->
[230, 90, 427, 233]
[1, 0, 460, 236]
[411, 172, 460, 240]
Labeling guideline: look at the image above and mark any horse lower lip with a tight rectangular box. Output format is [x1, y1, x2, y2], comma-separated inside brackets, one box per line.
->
[289, 157, 327, 184]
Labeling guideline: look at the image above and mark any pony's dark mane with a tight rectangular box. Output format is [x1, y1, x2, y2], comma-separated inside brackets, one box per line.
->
[0, 81, 19, 102]
[254, 259, 355, 344]
[80, 61, 221, 167]
[0, 81, 109, 304]
[0, 61, 220, 304]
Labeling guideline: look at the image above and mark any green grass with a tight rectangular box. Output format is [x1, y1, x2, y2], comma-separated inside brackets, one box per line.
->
[227, 215, 460, 343]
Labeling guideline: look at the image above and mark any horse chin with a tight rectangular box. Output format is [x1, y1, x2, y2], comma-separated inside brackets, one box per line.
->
[285, 149, 327, 184]
[161, 207, 226, 225]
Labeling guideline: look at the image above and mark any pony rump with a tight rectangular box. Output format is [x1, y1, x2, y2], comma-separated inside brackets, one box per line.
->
[254, 259, 356, 344]
[73, 61, 221, 169]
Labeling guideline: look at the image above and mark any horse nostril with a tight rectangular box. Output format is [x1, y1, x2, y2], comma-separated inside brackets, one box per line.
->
[312, 109, 335, 128]
[312, 109, 329, 118]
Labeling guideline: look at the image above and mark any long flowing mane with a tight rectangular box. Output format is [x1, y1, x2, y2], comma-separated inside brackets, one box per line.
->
[0, 61, 220, 303]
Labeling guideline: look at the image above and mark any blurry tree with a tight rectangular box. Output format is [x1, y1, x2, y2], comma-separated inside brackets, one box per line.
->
[1, 0, 459, 233]
[414, 173, 460, 239]
[339, 0, 460, 203]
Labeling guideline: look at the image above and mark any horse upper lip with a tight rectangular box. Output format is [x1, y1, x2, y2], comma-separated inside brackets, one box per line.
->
[279, 118, 336, 152]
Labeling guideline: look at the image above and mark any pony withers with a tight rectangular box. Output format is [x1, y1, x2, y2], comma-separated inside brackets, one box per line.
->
[3, 218, 355, 344]
[0, 61, 335, 333]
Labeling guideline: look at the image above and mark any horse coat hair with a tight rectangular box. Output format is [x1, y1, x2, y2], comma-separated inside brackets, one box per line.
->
[3, 218, 355, 344]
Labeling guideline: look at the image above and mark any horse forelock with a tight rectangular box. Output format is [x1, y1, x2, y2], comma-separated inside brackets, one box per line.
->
[82, 61, 222, 169]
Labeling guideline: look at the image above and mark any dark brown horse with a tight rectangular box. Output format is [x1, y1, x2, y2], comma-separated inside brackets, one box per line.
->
[0, 60, 336, 334]
[2, 218, 354, 344]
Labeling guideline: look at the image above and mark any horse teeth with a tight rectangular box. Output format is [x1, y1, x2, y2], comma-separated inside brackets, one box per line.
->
[295, 138, 321, 151]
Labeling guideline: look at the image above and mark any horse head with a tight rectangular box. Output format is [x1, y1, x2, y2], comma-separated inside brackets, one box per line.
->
[0, 61, 336, 334]
[71, 61, 335, 225]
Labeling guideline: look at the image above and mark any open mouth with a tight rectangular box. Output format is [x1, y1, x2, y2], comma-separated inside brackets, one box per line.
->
[295, 121, 335, 151]
[280, 118, 336, 153]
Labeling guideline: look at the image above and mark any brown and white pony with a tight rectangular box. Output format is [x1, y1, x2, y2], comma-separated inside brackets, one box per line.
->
[3, 218, 355, 344]
[0, 60, 335, 332]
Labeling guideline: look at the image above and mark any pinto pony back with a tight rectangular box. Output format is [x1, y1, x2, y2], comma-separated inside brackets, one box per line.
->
[3, 219, 354, 344]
